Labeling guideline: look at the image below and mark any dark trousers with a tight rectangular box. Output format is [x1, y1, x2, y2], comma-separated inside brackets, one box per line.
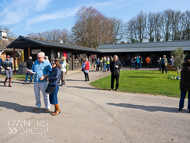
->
[162, 64, 167, 73]
[179, 90, 190, 110]
[84, 72, 89, 81]
[136, 63, 139, 69]
[96, 65, 99, 71]
[0, 67, 1, 74]
[111, 74, 119, 89]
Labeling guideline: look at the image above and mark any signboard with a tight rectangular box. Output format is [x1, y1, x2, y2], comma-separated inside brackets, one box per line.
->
[32, 49, 41, 54]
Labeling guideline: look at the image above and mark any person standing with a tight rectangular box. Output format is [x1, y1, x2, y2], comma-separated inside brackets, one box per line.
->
[29, 52, 52, 113]
[130, 58, 133, 69]
[139, 56, 142, 69]
[95, 58, 100, 71]
[46, 60, 62, 116]
[179, 59, 190, 113]
[100, 57, 103, 71]
[160, 55, 168, 74]
[61, 57, 67, 86]
[103, 57, 107, 72]
[82, 58, 90, 81]
[136, 56, 140, 69]
[3, 55, 13, 87]
[110, 55, 122, 91]
[107, 56, 110, 71]
[0, 55, 3, 75]
[146, 57, 150, 68]
[24, 56, 34, 84]
[133, 57, 136, 69]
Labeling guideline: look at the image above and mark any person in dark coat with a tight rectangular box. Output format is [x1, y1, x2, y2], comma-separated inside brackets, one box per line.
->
[110, 55, 122, 91]
[179, 59, 190, 113]
[46, 60, 62, 116]
[24, 56, 34, 84]
[3, 55, 13, 87]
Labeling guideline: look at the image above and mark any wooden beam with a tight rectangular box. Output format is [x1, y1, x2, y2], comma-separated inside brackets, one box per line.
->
[28, 47, 30, 57]
[13, 48, 16, 75]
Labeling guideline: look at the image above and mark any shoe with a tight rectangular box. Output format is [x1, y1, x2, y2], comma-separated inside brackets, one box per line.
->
[179, 108, 182, 111]
[116, 89, 118, 91]
[62, 84, 66, 86]
[51, 104, 61, 116]
[30, 82, 32, 84]
[24, 82, 26, 84]
[110, 89, 113, 91]
[33, 108, 39, 112]
[44, 109, 49, 113]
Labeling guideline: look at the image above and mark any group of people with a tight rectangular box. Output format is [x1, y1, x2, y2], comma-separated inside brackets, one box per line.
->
[95, 56, 113, 72]
[130, 56, 143, 69]
[25, 56, 67, 87]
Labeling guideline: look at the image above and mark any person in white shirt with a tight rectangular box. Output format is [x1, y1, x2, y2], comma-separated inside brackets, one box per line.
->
[61, 57, 67, 86]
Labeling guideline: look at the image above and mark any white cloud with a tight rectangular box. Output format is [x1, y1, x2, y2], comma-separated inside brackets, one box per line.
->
[0, 0, 53, 25]
[26, 7, 79, 26]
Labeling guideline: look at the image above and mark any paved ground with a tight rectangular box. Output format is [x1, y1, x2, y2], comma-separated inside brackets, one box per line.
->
[0, 69, 190, 143]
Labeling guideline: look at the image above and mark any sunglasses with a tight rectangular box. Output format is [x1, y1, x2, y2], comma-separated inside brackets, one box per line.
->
[52, 63, 56, 65]
[37, 57, 43, 59]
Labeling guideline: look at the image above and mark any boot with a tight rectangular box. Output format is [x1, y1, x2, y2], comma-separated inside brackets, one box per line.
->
[51, 104, 61, 116]
[9, 79, 12, 87]
[4, 79, 7, 86]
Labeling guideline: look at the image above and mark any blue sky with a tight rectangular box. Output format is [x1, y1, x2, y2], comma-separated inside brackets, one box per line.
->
[0, 0, 190, 37]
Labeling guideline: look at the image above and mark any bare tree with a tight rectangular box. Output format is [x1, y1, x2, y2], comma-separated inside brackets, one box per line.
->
[147, 12, 155, 42]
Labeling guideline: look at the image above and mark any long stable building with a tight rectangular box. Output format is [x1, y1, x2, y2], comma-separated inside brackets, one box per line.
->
[7, 36, 190, 71]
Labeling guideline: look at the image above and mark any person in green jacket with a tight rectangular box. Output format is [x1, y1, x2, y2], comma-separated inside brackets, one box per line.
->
[107, 56, 110, 71]
[103, 57, 107, 72]
[160, 55, 168, 74]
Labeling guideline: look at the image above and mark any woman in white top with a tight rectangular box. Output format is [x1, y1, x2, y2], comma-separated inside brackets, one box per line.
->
[61, 57, 67, 86]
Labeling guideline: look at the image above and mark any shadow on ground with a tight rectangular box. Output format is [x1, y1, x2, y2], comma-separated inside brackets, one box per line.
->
[0, 101, 44, 114]
[106, 103, 187, 113]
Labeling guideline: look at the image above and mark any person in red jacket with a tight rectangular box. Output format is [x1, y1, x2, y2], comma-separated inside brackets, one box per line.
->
[82, 58, 91, 81]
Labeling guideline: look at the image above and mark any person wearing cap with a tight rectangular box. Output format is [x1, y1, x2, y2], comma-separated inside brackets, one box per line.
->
[160, 55, 168, 74]
[3, 55, 13, 87]
[24, 56, 34, 84]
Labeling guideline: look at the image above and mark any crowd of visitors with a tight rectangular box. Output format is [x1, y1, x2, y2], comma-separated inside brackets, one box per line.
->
[1, 52, 190, 114]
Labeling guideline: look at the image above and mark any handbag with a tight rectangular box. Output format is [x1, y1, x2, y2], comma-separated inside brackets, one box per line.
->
[45, 84, 56, 94]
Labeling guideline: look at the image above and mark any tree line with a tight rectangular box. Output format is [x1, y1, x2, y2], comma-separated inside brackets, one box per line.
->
[26, 7, 190, 48]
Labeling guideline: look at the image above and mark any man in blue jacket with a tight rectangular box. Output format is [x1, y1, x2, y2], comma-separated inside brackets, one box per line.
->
[29, 52, 52, 113]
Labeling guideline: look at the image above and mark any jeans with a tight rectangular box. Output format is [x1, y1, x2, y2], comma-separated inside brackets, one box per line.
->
[179, 90, 190, 110]
[103, 65, 106, 71]
[49, 85, 59, 105]
[34, 81, 50, 109]
[107, 64, 109, 71]
[84, 72, 89, 81]
[25, 73, 33, 82]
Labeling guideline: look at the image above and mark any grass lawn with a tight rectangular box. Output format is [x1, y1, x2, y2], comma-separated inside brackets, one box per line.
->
[0, 74, 32, 81]
[90, 70, 181, 98]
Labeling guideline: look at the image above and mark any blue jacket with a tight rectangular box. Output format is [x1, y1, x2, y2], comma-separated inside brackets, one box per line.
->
[95, 59, 100, 65]
[0, 58, 3, 66]
[136, 57, 140, 63]
[49, 67, 61, 86]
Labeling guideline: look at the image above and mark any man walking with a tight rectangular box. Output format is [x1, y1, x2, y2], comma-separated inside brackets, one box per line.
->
[29, 52, 52, 112]
[82, 58, 90, 81]
[24, 56, 34, 84]
[95, 58, 100, 71]
[110, 55, 122, 91]
[160, 55, 168, 74]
